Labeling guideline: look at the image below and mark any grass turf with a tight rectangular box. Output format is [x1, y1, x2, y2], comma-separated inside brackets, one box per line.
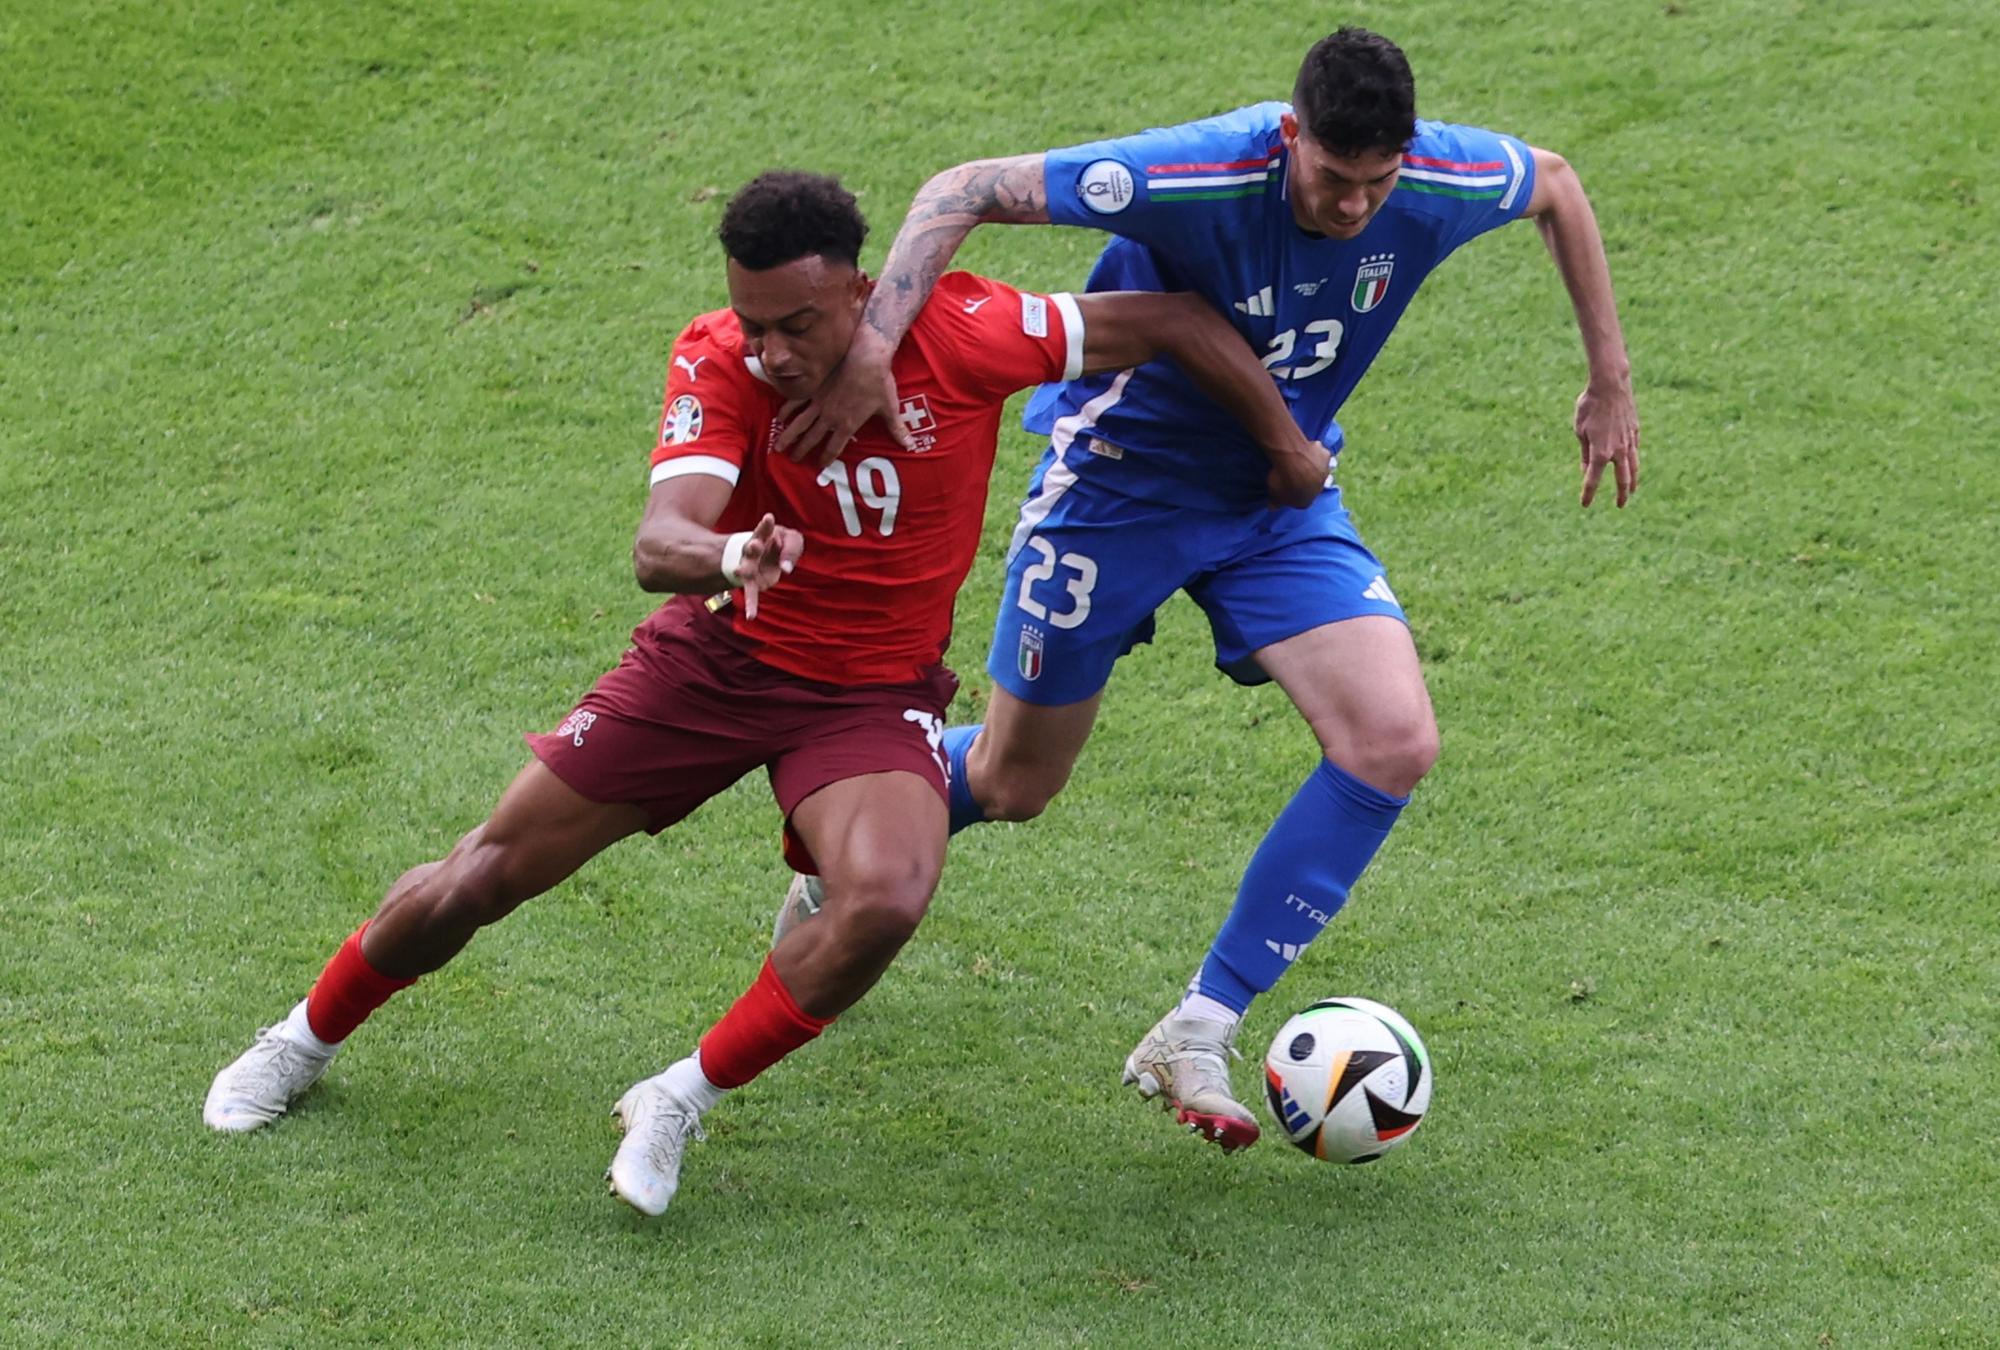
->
[3, 0, 1997, 1343]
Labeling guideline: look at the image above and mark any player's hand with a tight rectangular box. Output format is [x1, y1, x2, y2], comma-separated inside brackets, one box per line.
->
[1265, 439, 1331, 509]
[774, 326, 907, 467]
[1576, 377, 1640, 508]
[735, 513, 805, 621]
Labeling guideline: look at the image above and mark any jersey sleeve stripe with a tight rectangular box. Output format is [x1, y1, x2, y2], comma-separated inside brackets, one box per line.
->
[1147, 149, 1281, 174]
[1051, 292, 1085, 382]
[650, 455, 740, 487]
[1398, 167, 1510, 188]
[1403, 153, 1505, 171]
[1145, 170, 1271, 189]
[1499, 139, 1528, 211]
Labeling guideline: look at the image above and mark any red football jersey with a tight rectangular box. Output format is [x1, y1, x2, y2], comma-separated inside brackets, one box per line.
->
[646, 272, 1083, 685]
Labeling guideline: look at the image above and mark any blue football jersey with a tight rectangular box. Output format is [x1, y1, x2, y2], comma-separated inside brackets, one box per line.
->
[1026, 102, 1536, 511]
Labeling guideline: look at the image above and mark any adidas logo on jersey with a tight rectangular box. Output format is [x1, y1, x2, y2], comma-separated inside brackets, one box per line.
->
[1232, 286, 1275, 318]
[1265, 940, 1303, 961]
[1362, 575, 1399, 606]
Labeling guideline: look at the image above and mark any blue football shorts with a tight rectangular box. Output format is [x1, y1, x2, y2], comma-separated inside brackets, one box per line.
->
[987, 461, 1408, 706]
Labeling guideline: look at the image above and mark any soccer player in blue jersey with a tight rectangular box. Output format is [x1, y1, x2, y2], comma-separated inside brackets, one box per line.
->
[775, 27, 1641, 1149]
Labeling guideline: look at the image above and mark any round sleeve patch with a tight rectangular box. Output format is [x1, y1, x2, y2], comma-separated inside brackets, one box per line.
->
[661, 393, 703, 446]
[1077, 158, 1136, 215]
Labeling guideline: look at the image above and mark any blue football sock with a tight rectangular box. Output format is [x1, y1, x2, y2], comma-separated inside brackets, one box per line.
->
[1194, 758, 1408, 1014]
[942, 724, 987, 835]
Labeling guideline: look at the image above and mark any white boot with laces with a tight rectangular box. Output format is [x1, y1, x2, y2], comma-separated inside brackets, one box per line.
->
[607, 1058, 721, 1217]
[1121, 1008, 1261, 1152]
[203, 1001, 339, 1132]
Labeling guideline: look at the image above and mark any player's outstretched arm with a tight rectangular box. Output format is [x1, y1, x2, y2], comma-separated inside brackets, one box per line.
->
[1073, 290, 1330, 509]
[1525, 146, 1641, 508]
[778, 154, 1050, 466]
[633, 477, 803, 620]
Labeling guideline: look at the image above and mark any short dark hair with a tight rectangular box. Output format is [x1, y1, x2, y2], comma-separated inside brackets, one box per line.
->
[1293, 28, 1418, 156]
[717, 171, 868, 271]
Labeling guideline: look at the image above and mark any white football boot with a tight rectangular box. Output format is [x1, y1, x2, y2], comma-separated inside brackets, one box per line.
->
[1121, 1010, 1261, 1151]
[607, 1073, 709, 1217]
[770, 872, 825, 946]
[203, 1002, 339, 1132]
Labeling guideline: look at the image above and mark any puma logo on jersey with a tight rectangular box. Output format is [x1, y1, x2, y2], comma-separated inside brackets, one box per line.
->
[674, 355, 709, 381]
[962, 296, 992, 315]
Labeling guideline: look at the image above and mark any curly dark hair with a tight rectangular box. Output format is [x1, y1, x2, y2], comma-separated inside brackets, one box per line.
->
[1293, 28, 1418, 157]
[717, 171, 868, 271]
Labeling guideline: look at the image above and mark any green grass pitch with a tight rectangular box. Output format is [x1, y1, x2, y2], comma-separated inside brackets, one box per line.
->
[3, 0, 1996, 1343]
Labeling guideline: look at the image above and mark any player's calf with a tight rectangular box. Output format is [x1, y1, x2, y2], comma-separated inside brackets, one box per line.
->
[362, 836, 542, 977]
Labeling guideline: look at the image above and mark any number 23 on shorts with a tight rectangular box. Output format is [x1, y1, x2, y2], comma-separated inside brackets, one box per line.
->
[1016, 537, 1098, 630]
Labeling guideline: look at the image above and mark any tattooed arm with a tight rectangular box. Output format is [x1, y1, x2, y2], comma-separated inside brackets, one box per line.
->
[859, 155, 1050, 358]
[777, 155, 1050, 464]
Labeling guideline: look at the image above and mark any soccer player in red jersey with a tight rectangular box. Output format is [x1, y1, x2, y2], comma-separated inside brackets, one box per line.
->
[203, 170, 1328, 1215]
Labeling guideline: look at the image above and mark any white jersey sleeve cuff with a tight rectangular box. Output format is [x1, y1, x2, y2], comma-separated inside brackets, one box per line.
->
[650, 455, 740, 487]
[1051, 292, 1085, 382]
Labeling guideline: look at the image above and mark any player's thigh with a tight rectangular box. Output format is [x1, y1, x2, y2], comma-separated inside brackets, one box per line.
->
[1185, 490, 1407, 687]
[788, 771, 948, 917]
[985, 483, 1200, 708]
[976, 683, 1102, 786]
[446, 758, 649, 906]
[1252, 615, 1436, 778]
[524, 605, 792, 841]
[767, 667, 957, 887]
[1187, 492, 1435, 788]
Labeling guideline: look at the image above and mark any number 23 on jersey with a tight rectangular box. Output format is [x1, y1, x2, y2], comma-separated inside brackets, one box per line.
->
[1016, 537, 1098, 630]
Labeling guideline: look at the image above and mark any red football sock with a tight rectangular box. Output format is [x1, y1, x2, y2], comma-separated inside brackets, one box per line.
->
[696, 956, 833, 1089]
[305, 924, 418, 1044]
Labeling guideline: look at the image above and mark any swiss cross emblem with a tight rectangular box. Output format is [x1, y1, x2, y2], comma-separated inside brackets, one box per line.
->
[896, 394, 937, 435]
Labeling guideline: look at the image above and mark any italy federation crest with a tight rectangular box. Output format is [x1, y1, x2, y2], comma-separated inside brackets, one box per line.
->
[1351, 254, 1394, 313]
[1016, 625, 1045, 682]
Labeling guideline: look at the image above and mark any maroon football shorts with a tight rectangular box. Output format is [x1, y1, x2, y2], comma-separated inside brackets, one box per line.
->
[524, 596, 956, 865]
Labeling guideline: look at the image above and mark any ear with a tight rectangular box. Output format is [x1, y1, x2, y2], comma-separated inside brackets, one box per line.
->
[1280, 110, 1299, 146]
[850, 270, 873, 306]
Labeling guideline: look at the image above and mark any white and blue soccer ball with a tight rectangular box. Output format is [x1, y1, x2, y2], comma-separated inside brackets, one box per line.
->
[1263, 996, 1432, 1164]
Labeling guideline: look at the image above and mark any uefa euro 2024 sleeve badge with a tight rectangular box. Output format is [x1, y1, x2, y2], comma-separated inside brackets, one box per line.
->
[661, 394, 703, 446]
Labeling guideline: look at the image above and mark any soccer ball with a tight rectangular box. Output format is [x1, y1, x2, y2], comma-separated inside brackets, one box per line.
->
[1263, 996, 1432, 1164]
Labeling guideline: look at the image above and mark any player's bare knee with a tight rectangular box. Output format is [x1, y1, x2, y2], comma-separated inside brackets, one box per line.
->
[1347, 718, 1438, 798]
[820, 857, 938, 950]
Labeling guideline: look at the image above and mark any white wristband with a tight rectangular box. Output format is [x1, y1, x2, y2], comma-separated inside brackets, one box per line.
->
[718, 530, 753, 587]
